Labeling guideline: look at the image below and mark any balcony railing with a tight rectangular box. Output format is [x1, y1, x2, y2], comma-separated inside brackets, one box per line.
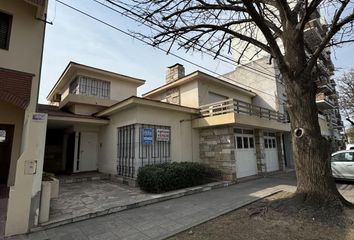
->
[199, 99, 288, 123]
[316, 93, 335, 110]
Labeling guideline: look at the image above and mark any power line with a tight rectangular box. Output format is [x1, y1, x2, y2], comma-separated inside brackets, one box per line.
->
[55, 0, 284, 101]
[102, 0, 278, 79]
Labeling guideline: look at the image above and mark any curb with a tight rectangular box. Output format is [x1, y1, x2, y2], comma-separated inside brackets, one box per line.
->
[156, 189, 284, 240]
[30, 180, 235, 232]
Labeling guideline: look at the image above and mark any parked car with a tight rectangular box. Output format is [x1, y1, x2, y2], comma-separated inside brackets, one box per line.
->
[346, 144, 354, 150]
[331, 150, 354, 180]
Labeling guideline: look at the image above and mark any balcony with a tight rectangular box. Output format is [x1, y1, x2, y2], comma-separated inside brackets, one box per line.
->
[304, 18, 326, 50]
[316, 77, 335, 94]
[316, 93, 335, 110]
[192, 99, 290, 131]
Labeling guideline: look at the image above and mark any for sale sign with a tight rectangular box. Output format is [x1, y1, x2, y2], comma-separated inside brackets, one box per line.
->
[142, 128, 153, 145]
[156, 129, 170, 142]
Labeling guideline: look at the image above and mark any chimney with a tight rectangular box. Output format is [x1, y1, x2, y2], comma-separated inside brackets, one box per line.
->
[166, 63, 185, 83]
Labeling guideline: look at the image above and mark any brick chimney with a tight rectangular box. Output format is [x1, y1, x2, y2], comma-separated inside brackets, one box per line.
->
[166, 63, 185, 83]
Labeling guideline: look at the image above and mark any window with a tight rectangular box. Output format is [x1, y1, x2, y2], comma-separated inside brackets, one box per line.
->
[243, 137, 249, 148]
[0, 130, 6, 142]
[0, 12, 12, 50]
[236, 137, 243, 149]
[332, 152, 354, 162]
[264, 139, 268, 148]
[272, 139, 276, 148]
[69, 76, 110, 99]
[249, 137, 254, 149]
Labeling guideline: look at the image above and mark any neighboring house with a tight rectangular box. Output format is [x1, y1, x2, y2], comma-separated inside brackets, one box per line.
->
[144, 64, 290, 180]
[227, 7, 344, 154]
[0, 0, 48, 237]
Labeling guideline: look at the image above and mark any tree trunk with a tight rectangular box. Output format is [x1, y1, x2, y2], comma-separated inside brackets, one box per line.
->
[284, 74, 349, 207]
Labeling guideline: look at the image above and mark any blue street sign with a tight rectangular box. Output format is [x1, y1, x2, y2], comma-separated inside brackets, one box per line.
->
[142, 128, 153, 145]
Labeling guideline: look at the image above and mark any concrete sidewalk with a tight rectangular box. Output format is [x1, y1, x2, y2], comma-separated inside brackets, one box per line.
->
[6, 174, 297, 240]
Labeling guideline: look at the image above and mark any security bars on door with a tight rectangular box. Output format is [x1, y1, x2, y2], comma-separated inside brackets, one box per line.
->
[117, 124, 171, 178]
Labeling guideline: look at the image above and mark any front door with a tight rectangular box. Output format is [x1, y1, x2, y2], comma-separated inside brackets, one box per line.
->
[0, 125, 14, 185]
[78, 132, 98, 172]
[264, 134, 279, 172]
[234, 129, 257, 178]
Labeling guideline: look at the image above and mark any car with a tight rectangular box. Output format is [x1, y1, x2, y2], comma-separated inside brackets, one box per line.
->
[331, 150, 354, 180]
[346, 144, 354, 150]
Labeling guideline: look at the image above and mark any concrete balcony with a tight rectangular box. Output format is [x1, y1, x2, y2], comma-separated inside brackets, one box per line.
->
[304, 18, 326, 50]
[316, 77, 335, 94]
[192, 99, 290, 131]
[316, 93, 335, 110]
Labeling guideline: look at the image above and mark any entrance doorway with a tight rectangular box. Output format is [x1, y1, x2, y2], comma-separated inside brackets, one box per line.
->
[234, 128, 257, 178]
[0, 124, 14, 186]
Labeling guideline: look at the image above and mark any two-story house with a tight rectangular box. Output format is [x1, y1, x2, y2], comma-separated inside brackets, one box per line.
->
[0, 0, 48, 237]
[39, 62, 200, 184]
[144, 64, 290, 180]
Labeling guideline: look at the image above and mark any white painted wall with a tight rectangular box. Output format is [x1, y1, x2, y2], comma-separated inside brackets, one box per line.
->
[97, 105, 199, 175]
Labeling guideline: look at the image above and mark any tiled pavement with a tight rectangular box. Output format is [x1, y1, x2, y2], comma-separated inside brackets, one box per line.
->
[48, 180, 155, 225]
[6, 174, 298, 240]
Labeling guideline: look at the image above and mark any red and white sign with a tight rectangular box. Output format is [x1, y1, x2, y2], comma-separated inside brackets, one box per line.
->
[156, 129, 170, 142]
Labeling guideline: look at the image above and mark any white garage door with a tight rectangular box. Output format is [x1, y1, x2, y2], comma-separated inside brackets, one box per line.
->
[264, 132, 279, 172]
[234, 129, 257, 178]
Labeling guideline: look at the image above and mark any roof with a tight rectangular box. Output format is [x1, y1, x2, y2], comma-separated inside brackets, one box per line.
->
[47, 62, 146, 101]
[37, 104, 108, 121]
[95, 96, 199, 117]
[143, 71, 255, 97]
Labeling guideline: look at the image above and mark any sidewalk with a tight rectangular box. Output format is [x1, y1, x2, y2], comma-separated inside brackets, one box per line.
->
[6, 174, 297, 240]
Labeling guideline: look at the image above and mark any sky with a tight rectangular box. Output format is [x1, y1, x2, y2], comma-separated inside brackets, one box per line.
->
[39, 0, 354, 104]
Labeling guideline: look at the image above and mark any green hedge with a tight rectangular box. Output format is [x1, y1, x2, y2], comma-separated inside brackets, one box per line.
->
[137, 162, 221, 193]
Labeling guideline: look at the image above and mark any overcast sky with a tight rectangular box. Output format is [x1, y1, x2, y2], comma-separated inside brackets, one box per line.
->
[39, 0, 354, 104]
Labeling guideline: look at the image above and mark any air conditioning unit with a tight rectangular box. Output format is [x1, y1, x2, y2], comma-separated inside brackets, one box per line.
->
[53, 93, 61, 102]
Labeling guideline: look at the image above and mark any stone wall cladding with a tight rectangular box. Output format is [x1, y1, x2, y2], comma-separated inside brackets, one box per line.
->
[276, 133, 285, 171]
[0, 68, 33, 109]
[200, 126, 236, 181]
[254, 129, 266, 175]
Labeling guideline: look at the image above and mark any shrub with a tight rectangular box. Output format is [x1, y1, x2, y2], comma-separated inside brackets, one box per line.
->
[137, 162, 221, 193]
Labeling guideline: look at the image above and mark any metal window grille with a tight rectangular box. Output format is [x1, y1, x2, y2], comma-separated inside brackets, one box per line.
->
[69, 76, 110, 99]
[117, 124, 171, 178]
[117, 125, 135, 178]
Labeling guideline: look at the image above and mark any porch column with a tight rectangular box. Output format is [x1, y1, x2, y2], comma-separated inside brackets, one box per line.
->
[254, 129, 266, 175]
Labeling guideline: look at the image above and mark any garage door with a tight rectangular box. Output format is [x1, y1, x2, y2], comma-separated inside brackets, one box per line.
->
[264, 132, 279, 172]
[234, 129, 257, 178]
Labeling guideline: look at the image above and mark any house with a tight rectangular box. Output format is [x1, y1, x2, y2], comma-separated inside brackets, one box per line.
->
[144, 64, 290, 180]
[39, 62, 291, 185]
[0, 0, 48, 237]
[40, 62, 200, 183]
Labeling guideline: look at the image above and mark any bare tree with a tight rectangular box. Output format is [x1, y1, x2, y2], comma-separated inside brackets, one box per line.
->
[113, 0, 354, 208]
[337, 69, 354, 126]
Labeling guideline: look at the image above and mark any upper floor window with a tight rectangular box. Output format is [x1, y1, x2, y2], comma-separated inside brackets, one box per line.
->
[0, 12, 12, 50]
[69, 76, 110, 99]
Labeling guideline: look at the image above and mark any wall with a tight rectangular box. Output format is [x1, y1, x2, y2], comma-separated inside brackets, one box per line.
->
[0, 101, 24, 186]
[199, 126, 236, 181]
[0, 0, 45, 114]
[223, 57, 285, 112]
[198, 79, 253, 106]
[179, 80, 199, 108]
[97, 105, 199, 175]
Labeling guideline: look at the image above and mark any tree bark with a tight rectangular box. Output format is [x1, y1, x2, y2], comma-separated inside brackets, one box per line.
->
[284, 74, 349, 207]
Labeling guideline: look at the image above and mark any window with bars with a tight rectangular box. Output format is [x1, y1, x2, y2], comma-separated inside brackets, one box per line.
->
[117, 124, 171, 178]
[0, 12, 12, 50]
[69, 76, 110, 99]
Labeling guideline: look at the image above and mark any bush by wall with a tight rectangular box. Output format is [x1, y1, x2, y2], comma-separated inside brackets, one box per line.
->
[137, 162, 221, 193]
